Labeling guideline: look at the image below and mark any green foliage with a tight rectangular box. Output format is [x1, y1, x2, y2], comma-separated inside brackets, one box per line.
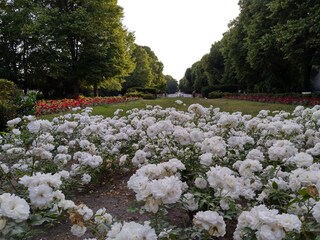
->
[142, 46, 166, 91]
[191, 61, 208, 93]
[124, 91, 143, 98]
[179, 74, 193, 94]
[201, 85, 237, 98]
[208, 91, 223, 99]
[0, 0, 135, 98]
[125, 87, 157, 99]
[212, 84, 238, 93]
[141, 93, 157, 100]
[0, 79, 38, 131]
[165, 75, 179, 94]
[123, 44, 166, 93]
[127, 87, 157, 95]
[201, 86, 214, 98]
[203, 42, 225, 86]
[0, 79, 19, 131]
[16, 91, 38, 116]
[0, 79, 20, 102]
[0, 101, 16, 131]
[184, 0, 320, 94]
[123, 45, 154, 90]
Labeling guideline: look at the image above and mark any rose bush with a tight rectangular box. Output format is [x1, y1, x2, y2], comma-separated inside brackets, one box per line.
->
[36, 96, 140, 116]
[1, 102, 320, 239]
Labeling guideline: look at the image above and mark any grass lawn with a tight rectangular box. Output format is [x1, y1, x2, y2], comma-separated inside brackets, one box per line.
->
[40, 97, 298, 120]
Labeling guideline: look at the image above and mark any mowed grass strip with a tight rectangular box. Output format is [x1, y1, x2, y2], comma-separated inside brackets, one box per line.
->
[40, 97, 297, 120]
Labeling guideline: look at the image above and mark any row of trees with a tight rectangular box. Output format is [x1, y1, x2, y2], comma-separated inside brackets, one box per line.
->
[0, 0, 174, 98]
[122, 44, 166, 93]
[180, 0, 320, 94]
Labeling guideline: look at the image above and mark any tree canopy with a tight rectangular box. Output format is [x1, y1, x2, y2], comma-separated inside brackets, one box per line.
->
[165, 75, 178, 94]
[123, 44, 166, 93]
[0, 0, 165, 98]
[180, 0, 320, 94]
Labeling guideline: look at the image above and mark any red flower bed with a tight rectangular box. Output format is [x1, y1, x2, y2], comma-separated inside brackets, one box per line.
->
[224, 94, 320, 106]
[36, 96, 140, 116]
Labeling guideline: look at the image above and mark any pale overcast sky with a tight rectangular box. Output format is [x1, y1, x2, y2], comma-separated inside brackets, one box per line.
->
[117, 0, 240, 81]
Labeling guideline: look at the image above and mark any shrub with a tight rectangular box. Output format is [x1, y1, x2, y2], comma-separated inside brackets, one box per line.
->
[0, 80, 39, 130]
[0, 100, 17, 131]
[202, 85, 239, 98]
[127, 87, 157, 97]
[16, 91, 39, 116]
[201, 86, 214, 98]
[208, 91, 223, 99]
[141, 93, 157, 99]
[0, 79, 20, 131]
[0, 79, 21, 101]
[124, 91, 143, 98]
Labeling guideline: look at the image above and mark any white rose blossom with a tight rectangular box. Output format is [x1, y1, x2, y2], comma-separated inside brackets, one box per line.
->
[193, 211, 226, 237]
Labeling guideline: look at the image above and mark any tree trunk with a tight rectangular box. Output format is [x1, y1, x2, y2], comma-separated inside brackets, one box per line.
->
[302, 48, 316, 91]
[73, 81, 80, 98]
[93, 82, 98, 97]
[303, 61, 312, 91]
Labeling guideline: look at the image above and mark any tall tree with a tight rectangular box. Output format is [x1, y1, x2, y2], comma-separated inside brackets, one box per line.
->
[239, 0, 300, 92]
[179, 68, 193, 93]
[0, 0, 34, 90]
[268, 0, 320, 90]
[142, 46, 166, 91]
[123, 44, 166, 92]
[202, 41, 225, 86]
[0, 0, 135, 97]
[165, 75, 178, 94]
[221, 18, 258, 92]
[123, 44, 153, 90]
[191, 61, 208, 93]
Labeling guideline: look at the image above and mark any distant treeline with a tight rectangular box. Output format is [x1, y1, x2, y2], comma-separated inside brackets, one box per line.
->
[179, 0, 320, 95]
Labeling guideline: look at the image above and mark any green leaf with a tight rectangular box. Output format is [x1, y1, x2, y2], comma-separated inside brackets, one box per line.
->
[299, 188, 309, 197]
[272, 181, 278, 190]
[29, 213, 54, 226]
[126, 206, 139, 213]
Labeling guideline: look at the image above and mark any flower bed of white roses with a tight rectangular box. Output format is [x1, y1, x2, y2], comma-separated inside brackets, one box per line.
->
[1, 102, 320, 239]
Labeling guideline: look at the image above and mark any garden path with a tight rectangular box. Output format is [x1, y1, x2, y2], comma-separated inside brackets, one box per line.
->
[35, 171, 190, 240]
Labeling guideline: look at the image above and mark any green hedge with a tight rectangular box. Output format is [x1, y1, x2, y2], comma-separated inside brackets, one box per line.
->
[201, 84, 239, 98]
[208, 91, 223, 99]
[124, 91, 143, 98]
[201, 84, 238, 97]
[141, 93, 157, 99]
[125, 91, 157, 100]
[127, 87, 157, 95]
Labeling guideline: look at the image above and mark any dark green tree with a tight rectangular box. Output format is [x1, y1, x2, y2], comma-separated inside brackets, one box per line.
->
[123, 44, 153, 90]
[0, 0, 135, 97]
[202, 41, 225, 86]
[142, 46, 166, 91]
[179, 68, 193, 93]
[0, 0, 35, 91]
[221, 18, 257, 92]
[165, 75, 178, 94]
[191, 61, 208, 93]
[124, 44, 166, 92]
[268, 0, 320, 90]
[239, 0, 301, 92]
